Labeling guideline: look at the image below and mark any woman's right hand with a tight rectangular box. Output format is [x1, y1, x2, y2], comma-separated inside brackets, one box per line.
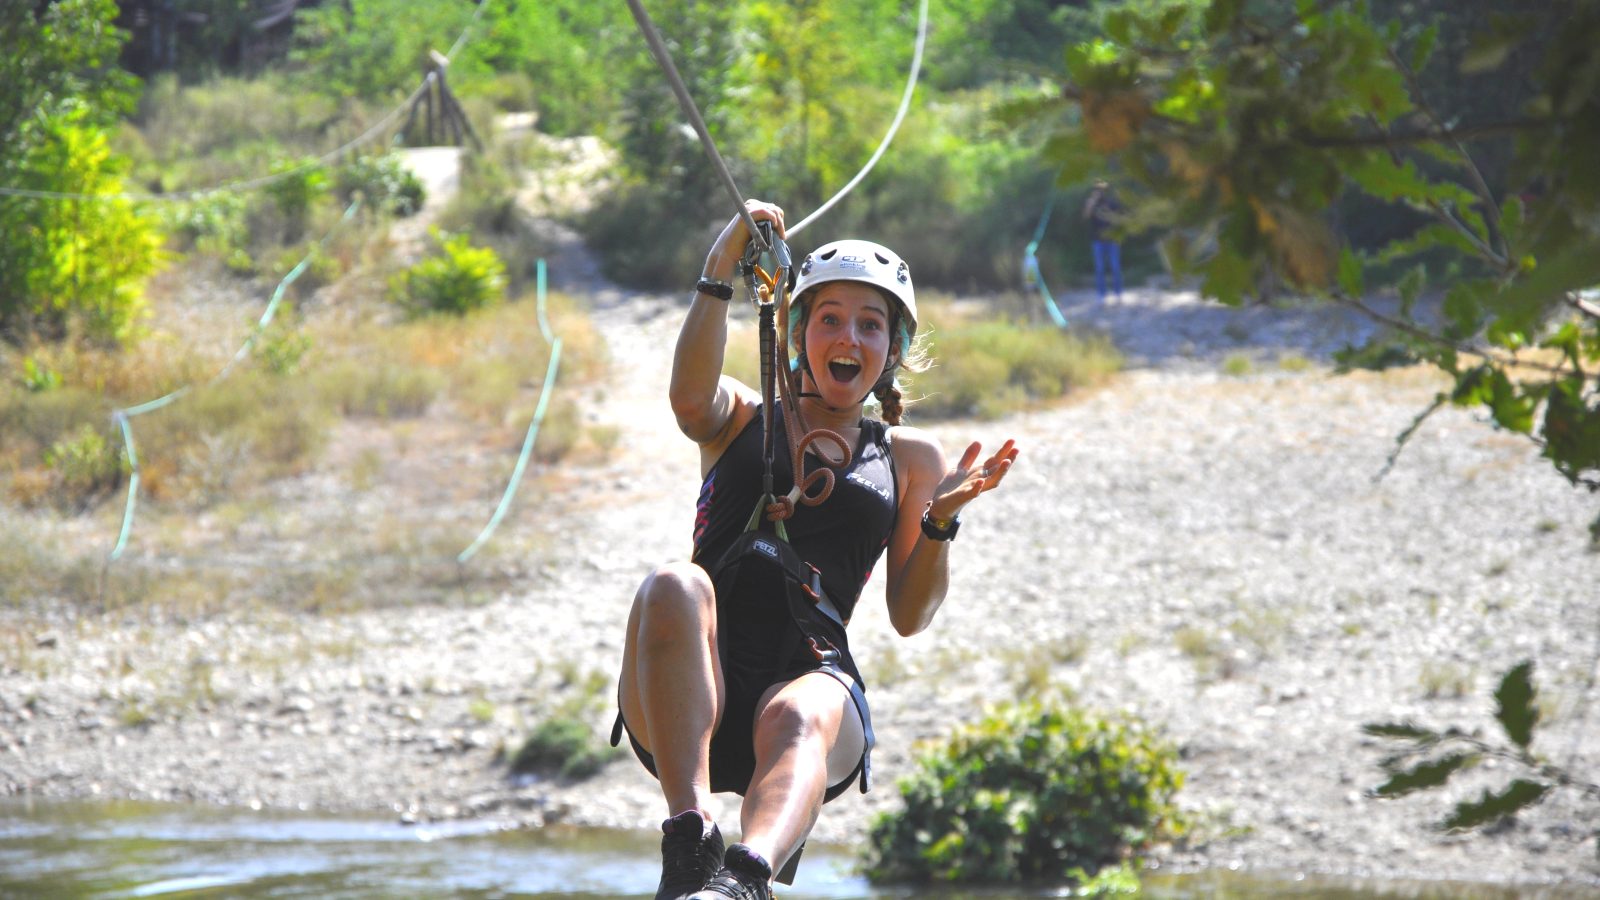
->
[704, 199, 786, 281]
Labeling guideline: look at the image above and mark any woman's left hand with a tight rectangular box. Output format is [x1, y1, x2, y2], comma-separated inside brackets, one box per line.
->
[928, 439, 1018, 521]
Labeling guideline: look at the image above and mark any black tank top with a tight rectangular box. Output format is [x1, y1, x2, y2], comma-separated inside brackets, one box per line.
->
[692, 405, 898, 623]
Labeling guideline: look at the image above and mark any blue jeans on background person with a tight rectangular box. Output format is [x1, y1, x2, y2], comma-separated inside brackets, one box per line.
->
[1092, 239, 1122, 300]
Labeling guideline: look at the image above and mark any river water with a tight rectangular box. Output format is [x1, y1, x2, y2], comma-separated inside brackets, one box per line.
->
[0, 800, 1586, 898]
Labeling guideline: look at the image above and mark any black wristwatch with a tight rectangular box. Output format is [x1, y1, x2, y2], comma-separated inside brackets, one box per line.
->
[920, 507, 961, 542]
[695, 277, 734, 301]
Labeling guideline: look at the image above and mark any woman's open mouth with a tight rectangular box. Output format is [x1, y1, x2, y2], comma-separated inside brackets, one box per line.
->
[827, 357, 862, 384]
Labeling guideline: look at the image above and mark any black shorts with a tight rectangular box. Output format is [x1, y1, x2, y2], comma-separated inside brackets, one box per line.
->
[615, 562, 868, 803]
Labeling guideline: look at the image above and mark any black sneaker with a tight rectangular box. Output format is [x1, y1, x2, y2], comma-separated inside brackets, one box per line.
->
[655, 809, 724, 900]
[688, 843, 773, 900]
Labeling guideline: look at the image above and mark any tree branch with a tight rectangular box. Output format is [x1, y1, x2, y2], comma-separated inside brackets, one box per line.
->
[1386, 45, 1510, 266]
[1333, 291, 1572, 376]
[1295, 117, 1559, 149]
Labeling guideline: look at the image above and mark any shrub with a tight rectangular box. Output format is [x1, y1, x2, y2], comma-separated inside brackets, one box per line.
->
[337, 152, 425, 216]
[0, 105, 166, 344]
[864, 700, 1184, 886]
[44, 422, 126, 509]
[509, 711, 618, 780]
[389, 228, 507, 316]
[263, 158, 331, 243]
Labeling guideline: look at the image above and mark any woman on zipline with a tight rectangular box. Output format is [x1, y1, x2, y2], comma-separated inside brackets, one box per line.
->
[614, 199, 1018, 899]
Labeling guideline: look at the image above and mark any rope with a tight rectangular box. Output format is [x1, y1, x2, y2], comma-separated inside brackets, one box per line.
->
[108, 197, 363, 561]
[0, 0, 491, 204]
[787, 0, 929, 238]
[1022, 186, 1069, 328]
[623, 0, 769, 254]
[458, 258, 561, 564]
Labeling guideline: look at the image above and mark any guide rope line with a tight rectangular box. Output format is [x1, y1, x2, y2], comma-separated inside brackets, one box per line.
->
[0, 0, 491, 205]
[1022, 185, 1069, 328]
[108, 197, 363, 562]
[787, 0, 929, 238]
[458, 257, 561, 564]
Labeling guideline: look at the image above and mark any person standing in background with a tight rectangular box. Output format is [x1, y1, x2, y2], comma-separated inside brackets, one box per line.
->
[1082, 178, 1123, 303]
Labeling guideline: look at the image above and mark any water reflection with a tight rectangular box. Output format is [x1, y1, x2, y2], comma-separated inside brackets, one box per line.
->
[0, 800, 1589, 898]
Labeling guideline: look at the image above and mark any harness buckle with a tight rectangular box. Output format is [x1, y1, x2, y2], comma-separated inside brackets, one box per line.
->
[801, 562, 823, 602]
[807, 635, 840, 664]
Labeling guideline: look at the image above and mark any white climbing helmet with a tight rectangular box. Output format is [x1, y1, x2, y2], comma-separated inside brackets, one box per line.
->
[792, 239, 917, 337]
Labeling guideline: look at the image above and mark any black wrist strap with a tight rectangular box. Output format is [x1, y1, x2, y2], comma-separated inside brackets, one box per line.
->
[921, 509, 960, 541]
[696, 277, 734, 301]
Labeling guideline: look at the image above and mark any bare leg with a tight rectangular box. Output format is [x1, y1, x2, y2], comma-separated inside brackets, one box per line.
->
[735, 673, 865, 871]
[618, 561, 725, 817]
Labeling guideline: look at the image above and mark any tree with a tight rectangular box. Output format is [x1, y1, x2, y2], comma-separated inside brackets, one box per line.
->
[0, 0, 163, 344]
[1019, 0, 1600, 535]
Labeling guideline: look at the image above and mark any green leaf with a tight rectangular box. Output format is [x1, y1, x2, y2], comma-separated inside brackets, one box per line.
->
[1372, 751, 1476, 798]
[1200, 246, 1254, 307]
[1486, 368, 1538, 434]
[1439, 780, 1550, 831]
[1409, 23, 1439, 74]
[1397, 264, 1427, 317]
[1485, 243, 1600, 341]
[1362, 721, 1439, 742]
[1338, 247, 1365, 298]
[1493, 660, 1539, 749]
[1104, 10, 1134, 46]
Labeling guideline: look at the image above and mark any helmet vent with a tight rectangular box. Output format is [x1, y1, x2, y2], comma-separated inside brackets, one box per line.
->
[874, 252, 889, 264]
[818, 248, 838, 260]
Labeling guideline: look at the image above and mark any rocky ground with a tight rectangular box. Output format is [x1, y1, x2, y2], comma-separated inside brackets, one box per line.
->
[2, 142, 1598, 893]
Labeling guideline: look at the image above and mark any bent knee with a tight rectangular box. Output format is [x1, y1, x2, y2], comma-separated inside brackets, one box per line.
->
[756, 683, 846, 750]
[634, 562, 715, 634]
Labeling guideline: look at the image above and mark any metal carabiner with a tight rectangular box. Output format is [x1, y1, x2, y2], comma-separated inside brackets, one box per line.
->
[740, 221, 792, 307]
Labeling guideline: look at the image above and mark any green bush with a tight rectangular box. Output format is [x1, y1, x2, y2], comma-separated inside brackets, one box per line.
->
[509, 712, 618, 780]
[44, 422, 126, 509]
[0, 105, 166, 344]
[864, 700, 1184, 885]
[263, 158, 331, 243]
[389, 229, 507, 316]
[337, 152, 425, 216]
